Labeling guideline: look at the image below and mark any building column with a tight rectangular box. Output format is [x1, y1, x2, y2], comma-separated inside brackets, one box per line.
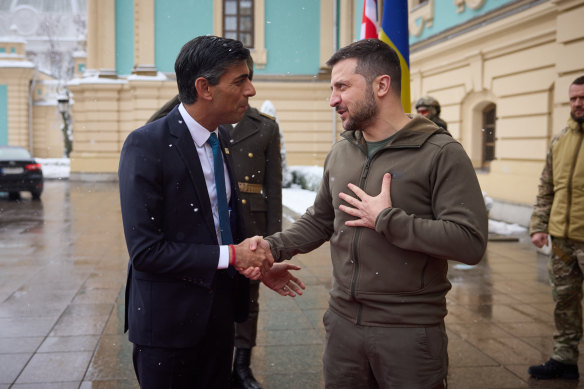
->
[133, 0, 157, 76]
[319, 0, 334, 78]
[338, 0, 354, 50]
[68, 80, 125, 180]
[86, 0, 117, 78]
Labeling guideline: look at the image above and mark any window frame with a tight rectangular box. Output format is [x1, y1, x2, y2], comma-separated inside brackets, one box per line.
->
[481, 103, 496, 167]
[222, 0, 254, 48]
[214, 0, 266, 68]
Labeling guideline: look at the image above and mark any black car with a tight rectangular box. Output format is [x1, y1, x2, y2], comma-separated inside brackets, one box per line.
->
[0, 146, 44, 200]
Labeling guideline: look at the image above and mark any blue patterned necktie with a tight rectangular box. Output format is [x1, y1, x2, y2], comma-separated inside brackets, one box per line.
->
[207, 133, 234, 245]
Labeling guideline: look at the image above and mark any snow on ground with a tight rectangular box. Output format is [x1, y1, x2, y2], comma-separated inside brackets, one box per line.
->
[37, 158, 70, 179]
[37, 159, 526, 236]
[488, 219, 526, 235]
[288, 165, 324, 191]
[282, 187, 317, 216]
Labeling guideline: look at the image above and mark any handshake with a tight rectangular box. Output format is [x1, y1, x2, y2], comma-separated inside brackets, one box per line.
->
[230, 236, 305, 297]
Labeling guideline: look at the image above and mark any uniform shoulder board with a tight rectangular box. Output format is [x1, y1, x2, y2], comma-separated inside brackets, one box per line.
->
[259, 112, 276, 121]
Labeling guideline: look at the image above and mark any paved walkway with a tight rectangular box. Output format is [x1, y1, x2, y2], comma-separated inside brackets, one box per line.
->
[0, 180, 582, 388]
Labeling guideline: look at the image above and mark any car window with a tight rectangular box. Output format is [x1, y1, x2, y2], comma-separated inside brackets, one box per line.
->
[0, 147, 32, 160]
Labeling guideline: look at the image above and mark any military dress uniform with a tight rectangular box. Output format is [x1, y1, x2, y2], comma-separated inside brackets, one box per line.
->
[229, 107, 282, 389]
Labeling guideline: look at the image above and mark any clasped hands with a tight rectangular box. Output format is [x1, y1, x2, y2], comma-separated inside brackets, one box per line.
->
[231, 237, 305, 297]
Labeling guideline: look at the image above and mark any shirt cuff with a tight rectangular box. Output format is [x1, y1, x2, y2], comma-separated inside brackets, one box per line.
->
[218, 245, 229, 269]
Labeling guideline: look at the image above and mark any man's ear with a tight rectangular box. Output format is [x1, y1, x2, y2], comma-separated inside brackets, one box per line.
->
[195, 77, 213, 101]
[375, 75, 391, 97]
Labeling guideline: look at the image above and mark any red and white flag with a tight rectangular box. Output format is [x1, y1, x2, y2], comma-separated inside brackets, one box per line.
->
[360, 0, 378, 39]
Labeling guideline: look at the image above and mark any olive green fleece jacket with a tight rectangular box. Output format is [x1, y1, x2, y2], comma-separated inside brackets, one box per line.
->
[529, 117, 584, 242]
[265, 115, 488, 327]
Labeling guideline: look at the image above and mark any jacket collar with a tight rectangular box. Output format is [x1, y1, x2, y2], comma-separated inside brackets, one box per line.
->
[341, 115, 448, 150]
[568, 116, 584, 133]
[229, 107, 261, 143]
[167, 105, 216, 238]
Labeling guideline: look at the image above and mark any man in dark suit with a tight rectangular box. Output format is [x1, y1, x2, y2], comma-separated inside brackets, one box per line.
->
[229, 107, 282, 389]
[146, 91, 283, 389]
[118, 35, 283, 389]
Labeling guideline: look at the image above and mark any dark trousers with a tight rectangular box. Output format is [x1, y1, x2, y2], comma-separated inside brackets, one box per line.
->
[234, 279, 260, 348]
[132, 271, 235, 389]
[322, 309, 448, 389]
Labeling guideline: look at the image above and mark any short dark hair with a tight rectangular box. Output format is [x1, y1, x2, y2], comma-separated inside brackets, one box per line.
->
[174, 35, 251, 105]
[572, 76, 584, 86]
[326, 39, 402, 95]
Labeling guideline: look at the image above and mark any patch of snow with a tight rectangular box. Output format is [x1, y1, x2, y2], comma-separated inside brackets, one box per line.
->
[127, 72, 169, 81]
[483, 191, 493, 212]
[0, 59, 35, 68]
[488, 219, 526, 235]
[452, 264, 476, 270]
[37, 158, 70, 180]
[67, 76, 126, 85]
[282, 187, 316, 216]
[289, 165, 323, 191]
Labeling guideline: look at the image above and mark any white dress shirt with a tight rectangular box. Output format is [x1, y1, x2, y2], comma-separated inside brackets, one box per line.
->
[178, 103, 231, 269]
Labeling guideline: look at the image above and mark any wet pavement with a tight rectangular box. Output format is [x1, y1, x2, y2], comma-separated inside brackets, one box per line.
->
[0, 180, 583, 388]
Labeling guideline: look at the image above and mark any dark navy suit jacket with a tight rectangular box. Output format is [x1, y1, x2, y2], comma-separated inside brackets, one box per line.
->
[118, 105, 249, 348]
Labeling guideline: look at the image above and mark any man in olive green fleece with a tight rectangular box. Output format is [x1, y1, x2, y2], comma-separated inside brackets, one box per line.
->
[258, 39, 488, 388]
[528, 75, 584, 381]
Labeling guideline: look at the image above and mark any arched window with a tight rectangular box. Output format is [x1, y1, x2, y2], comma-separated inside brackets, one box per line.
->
[482, 103, 496, 167]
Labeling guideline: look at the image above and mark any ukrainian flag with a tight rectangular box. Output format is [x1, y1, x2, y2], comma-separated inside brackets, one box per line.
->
[379, 0, 410, 112]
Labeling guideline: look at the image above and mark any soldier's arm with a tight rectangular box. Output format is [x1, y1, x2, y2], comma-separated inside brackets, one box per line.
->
[529, 144, 554, 235]
[264, 120, 283, 234]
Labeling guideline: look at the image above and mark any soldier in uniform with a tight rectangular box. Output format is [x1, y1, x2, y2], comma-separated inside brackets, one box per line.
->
[229, 106, 282, 389]
[415, 96, 448, 131]
[528, 75, 584, 380]
[146, 63, 283, 389]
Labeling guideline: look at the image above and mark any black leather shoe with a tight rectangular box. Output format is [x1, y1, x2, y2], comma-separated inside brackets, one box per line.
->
[232, 348, 262, 389]
[528, 358, 579, 380]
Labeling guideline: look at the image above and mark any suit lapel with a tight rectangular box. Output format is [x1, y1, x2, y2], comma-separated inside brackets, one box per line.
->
[167, 106, 216, 239]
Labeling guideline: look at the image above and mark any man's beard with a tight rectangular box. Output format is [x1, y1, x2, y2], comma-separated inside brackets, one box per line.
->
[342, 86, 377, 131]
[571, 112, 584, 124]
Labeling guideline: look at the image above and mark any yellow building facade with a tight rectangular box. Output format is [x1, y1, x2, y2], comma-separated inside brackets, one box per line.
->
[410, 0, 584, 223]
[0, 38, 67, 158]
[3, 0, 583, 226]
[67, 0, 349, 180]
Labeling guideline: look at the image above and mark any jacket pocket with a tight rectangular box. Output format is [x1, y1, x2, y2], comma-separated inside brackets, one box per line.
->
[249, 196, 267, 213]
[356, 233, 433, 294]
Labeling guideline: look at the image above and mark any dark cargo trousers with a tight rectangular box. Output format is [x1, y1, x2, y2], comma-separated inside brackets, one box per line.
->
[322, 309, 448, 389]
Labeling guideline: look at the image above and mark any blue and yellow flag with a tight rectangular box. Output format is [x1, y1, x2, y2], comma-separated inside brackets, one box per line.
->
[379, 0, 410, 112]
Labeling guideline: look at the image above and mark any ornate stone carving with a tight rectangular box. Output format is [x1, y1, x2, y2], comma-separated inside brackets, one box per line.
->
[409, 0, 434, 37]
[454, 0, 486, 13]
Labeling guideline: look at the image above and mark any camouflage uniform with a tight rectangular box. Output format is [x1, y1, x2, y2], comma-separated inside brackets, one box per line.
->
[548, 238, 584, 363]
[529, 117, 584, 364]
